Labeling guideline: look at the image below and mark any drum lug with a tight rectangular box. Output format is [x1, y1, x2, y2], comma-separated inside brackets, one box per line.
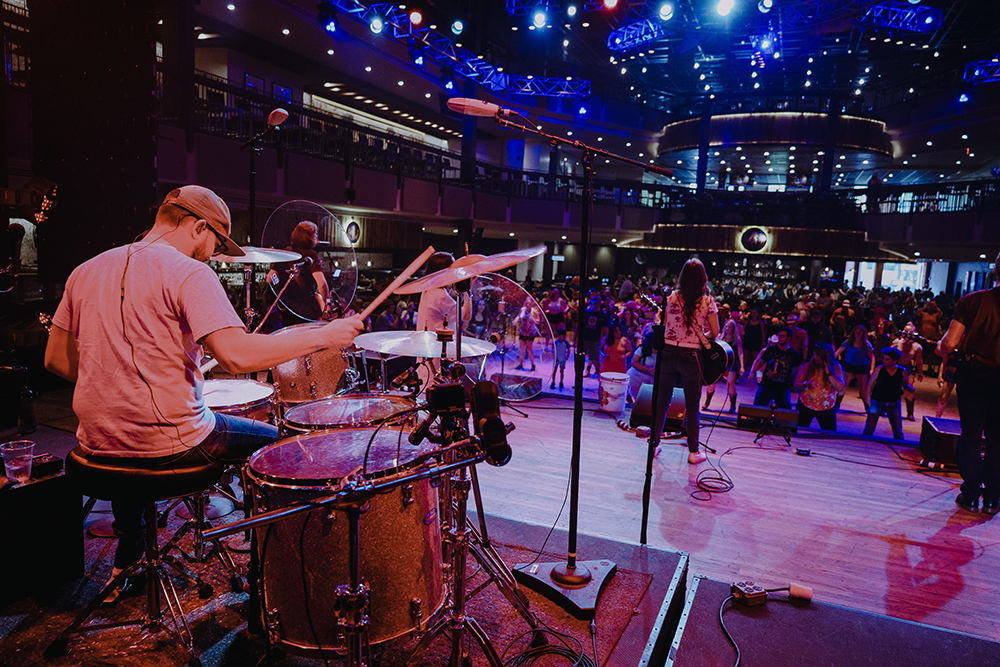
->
[334, 583, 371, 631]
[266, 607, 282, 645]
[410, 597, 423, 626]
[304, 357, 313, 373]
[309, 382, 318, 399]
[401, 484, 415, 506]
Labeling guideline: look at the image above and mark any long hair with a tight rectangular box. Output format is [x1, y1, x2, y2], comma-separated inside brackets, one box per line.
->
[677, 258, 707, 326]
[290, 221, 318, 249]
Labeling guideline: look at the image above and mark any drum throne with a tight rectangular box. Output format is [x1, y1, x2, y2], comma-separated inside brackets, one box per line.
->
[45, 446, 226, 667]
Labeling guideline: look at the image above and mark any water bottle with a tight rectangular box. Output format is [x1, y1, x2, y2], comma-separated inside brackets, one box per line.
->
[17, 386, 36, 435]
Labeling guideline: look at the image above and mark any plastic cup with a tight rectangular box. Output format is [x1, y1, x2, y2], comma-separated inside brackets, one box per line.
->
[1, 440, 34, 483]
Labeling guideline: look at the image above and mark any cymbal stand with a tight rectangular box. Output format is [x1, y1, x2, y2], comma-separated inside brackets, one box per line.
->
[406, 458, 503, 667]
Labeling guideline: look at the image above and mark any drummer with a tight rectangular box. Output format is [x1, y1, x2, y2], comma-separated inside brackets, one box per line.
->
[44, 185, 363, 592]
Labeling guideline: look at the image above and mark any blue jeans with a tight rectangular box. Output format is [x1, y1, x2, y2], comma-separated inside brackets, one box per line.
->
[108, 413, 279, 568]
[955, 361, 1000, 504]
[652, 345, 702, 452]
[754, 385, 791, 409]
[863, 400, 903, 440]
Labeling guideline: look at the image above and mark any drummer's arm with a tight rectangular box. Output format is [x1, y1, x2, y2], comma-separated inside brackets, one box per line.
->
[202, 317, 364, 374]
[44, 325, 79, 383]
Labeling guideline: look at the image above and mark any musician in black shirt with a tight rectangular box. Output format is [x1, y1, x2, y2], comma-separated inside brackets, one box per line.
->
[937, 254, 1000, 515]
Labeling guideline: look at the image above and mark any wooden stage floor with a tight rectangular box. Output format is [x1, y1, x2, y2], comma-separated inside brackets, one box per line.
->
[22, 372, 997, 646]
[475, 382, 1000, 643]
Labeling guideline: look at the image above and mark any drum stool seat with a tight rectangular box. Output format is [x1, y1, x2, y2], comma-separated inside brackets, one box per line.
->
[45, 446, 226, 667]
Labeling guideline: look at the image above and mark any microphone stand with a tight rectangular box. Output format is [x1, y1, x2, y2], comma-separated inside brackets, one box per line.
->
[492, 110, 673, 618]
[640, 296, 669, 545]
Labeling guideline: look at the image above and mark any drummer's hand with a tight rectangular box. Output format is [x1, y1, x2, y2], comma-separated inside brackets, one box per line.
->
[324, 316, 365, 348]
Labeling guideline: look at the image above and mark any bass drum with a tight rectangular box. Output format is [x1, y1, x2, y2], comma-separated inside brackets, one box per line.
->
[282, 394, 416, 436]
[203, 378, 276, 423]
[269, 322, 350, 405]
[246, 427, 445, 657]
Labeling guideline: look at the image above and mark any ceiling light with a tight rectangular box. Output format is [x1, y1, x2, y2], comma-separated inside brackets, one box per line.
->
[282, 28, 290, 35]
[659, 3, 674, 20]
[409, 10, 423, 25]
[451, 20, 464, 35]
[717, 0, 734, 17]
[369, 16, 384, 33]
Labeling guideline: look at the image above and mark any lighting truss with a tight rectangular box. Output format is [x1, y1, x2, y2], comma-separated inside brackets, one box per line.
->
[607, 19, 667, 52]
[505, 0, 605, 16]
[964, 56, 1000, 85]
[860, 1, 942, 32]
[329, 0, 590, 97]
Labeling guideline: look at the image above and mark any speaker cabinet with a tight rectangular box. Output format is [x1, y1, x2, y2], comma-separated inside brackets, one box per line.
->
[630, 384, 686, 431]
[919, 416, 960, 468]
[736, 404, 799, 433]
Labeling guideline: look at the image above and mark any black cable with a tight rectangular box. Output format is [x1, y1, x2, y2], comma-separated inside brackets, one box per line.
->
[500, 616, 598, 667]
[298, 511, 331, 667]
[361, 404, 423, 474]
[512, 458, 572, 572]
[718, 595, 741, 667]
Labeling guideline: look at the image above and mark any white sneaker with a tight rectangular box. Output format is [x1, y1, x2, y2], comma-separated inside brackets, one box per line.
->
[688, 451, 707, 464]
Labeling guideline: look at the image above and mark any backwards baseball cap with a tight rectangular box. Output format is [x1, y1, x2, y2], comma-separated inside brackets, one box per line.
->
[843, 299, 851, 306]
[161, 185, 245, 258]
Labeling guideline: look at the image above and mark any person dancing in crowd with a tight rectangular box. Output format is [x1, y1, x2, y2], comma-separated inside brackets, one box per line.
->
[742, 308, 767, 376]
[863, 347, 913, 440]
[600, 323, 632, 378]
[836, 324, 875, 412]
[513, 302, 541, 371]
[43, 186, 363, 597]
[704, 310, 743, 414]
[893, 322, 924, 421]
[750, 328, 801, 409]
[651, 258, 719, 465]
[937, 253, 1000, 515]
[627, 331, 656, 406]
[795, 342, 845, 431]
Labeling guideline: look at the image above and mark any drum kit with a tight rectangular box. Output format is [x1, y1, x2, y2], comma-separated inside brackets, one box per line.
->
[202, 236, 549, 665]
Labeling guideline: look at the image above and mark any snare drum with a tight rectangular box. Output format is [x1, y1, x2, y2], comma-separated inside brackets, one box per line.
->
[203, 378, 276, 423]
[282, 394, 416, 436]
[246, 428, 445, 657]
[270, 322, 349, 404]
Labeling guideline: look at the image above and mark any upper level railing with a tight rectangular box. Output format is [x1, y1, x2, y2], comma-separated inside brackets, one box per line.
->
[847, 180, 1000, 215]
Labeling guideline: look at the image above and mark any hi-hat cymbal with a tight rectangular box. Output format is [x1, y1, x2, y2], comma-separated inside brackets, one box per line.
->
[212, 247, 302, 264]
[394, 245, 546, 295]
[354, 330, 495, 358]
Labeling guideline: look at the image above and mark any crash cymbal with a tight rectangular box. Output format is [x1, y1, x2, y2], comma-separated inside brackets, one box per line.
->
[394, 245, 546, 295]
[212, 246, 303, 264]
[354, 330, 496, 358]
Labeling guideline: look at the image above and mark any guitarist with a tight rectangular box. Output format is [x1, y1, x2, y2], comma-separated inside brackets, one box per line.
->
[651, 258, 719, 465]
[936, 253, 1000, 515]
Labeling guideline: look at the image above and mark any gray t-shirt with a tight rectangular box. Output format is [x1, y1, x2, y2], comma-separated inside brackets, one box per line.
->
[53, 242, 243, 457]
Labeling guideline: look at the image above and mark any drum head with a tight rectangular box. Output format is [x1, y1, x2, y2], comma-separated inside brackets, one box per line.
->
[284, 395, 415, 430]
[203, 379, 275, 410]
[248, 427, 437, 488]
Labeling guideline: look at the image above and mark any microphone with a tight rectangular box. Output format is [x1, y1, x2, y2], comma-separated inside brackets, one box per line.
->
[267, 108, 289, 127]
[294, 256, 313, 268]
[241, 107, 290, 148]
[446, 97, 512, 118]
[470, 381, 512, 466]
[391, 367, 420, 391]
[409, 412, 437, 446]
[486, 332, 501, 345]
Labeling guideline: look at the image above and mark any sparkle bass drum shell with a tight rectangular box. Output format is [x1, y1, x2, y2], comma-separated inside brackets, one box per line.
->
[202, 378, 276, 423]
[269, 322, 349, 404]
[282, 394, 416, 436]
[246, 427, 445, 657]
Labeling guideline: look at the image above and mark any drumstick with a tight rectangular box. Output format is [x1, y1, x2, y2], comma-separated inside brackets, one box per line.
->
[358, 245, 435, 321]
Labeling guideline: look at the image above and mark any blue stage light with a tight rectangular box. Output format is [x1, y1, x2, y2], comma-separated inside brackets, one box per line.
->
[959, 93, 970, 103]
[532, 10, 547, 28]
[370, 16, 384, 34]
[324, 19, 337, 33]
[658, 2, 674, 20]
[578, 105, 587, 115]
[451, 19, 464, 35]
[758, 0, 772, 13]
[717, 0, 734, 17]
[567, 5, 578, 18]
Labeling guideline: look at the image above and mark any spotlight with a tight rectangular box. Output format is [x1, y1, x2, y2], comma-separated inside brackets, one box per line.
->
[758, 0, 772, 13]
[409, 10, 422, 26]
[370, 16, 384, 34]
[658, 2, 674, 20]
[717, 0, 734, 16]
[407, 39, 425, 66]
[578, 105, 587, 115]
[317, 1, 337, 33]
[440, 64, 456, 91]
[532, 10, 547, 28]
[959, 93, 970, 103]
[567, 4, 578, 18]
[603, 0, 619, 9]
[451, 19, 464, 35]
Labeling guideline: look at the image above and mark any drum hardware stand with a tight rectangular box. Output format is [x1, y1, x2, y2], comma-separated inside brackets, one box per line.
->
[754, 400, 793, 446]
[339, 504, 371, 667]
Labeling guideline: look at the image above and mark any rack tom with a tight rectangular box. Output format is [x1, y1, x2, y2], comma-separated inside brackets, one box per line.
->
[282, 394, 416, 436]
[269, 322, 349, 404]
